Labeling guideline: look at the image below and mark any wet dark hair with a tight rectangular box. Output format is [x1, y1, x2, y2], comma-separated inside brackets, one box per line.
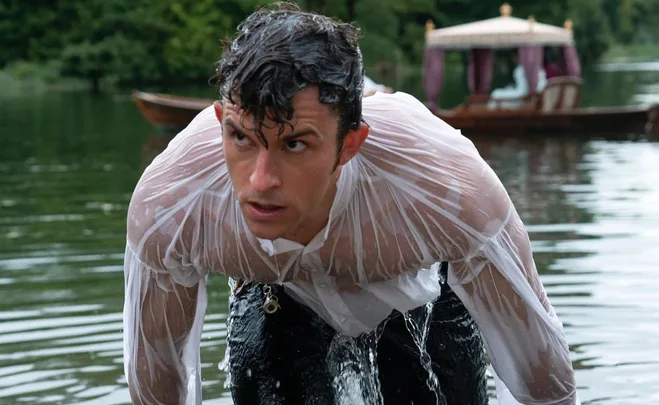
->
[210, 2, 364, 150]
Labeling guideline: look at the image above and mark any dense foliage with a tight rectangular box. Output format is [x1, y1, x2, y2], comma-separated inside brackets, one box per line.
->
[1, 0, 657, 89]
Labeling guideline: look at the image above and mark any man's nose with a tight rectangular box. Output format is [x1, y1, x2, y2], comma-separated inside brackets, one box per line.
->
[249, 151, 282, 191]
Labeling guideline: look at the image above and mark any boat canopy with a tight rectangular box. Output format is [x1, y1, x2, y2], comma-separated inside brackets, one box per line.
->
[423, 3, 581, 109]
[425, 3, 573, 49]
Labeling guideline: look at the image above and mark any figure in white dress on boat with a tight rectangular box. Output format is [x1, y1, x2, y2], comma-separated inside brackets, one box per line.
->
[489, 49, 548, 109]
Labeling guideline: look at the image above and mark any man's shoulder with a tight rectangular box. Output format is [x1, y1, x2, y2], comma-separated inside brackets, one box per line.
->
[147, 105, 225, 175]
[363, 91, 462, 138]
[132, 104, 228, 218]
[360, 92, 473, 164]
[355, 91, 495, 216]
[168, 105, 221, 147]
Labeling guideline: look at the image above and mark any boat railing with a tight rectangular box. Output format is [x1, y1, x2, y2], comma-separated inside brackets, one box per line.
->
[540, 76, 583, 112]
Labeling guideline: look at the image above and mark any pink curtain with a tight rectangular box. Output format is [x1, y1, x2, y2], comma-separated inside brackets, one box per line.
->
[562, 45, 581, 77]
[467, 48, 493, 94]
[519, 46, 543, 93]
[423, 47, 445, 110]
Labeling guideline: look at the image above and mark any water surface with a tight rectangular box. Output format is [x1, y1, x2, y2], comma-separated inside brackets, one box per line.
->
[1, 66, 658, 404]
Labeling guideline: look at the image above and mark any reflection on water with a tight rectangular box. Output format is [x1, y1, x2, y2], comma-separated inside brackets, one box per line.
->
[635, 82, 659, 104]
[1, 66, 659, 405]
[598, 61, 659, 72]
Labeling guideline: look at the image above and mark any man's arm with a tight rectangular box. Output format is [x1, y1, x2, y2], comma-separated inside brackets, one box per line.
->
[447, 211, 578, 404]
[122, 108, 218, 404]
[124, 169, 208, 405]
[123, 249, 205, 405]
[437, 147, 577, 403]
[437, 142, 577, 403]
[359, 92, 578, 403]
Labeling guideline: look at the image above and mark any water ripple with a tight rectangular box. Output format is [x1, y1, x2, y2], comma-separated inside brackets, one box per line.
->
[2, 88, 659, 404]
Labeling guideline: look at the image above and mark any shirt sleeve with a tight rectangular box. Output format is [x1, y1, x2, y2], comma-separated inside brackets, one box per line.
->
[123, 106, 224, 405]
[433, 109, 577, 405]
[123, 101, 304, 403]
[360, 92, 578, 405]
[123, 244, 207, 405]
[446, 193, 578, 405]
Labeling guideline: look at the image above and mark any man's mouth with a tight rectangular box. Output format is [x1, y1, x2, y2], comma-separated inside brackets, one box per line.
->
[246, 202, 287, 219]
[249, 202, 284, 211]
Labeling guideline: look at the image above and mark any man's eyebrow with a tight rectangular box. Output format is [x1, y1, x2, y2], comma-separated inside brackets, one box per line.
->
[223, 119, 247, 135]
[223, 118, 322, 141]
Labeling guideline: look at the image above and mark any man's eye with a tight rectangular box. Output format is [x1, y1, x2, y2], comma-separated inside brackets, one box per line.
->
[286, 140, 308, 153]
[232, 132, 251, 146]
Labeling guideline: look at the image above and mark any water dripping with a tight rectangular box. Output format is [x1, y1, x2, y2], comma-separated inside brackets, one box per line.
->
[328, 334, 383, 405]
[402, 302, 445, 405]
[218, 277, 237, 389]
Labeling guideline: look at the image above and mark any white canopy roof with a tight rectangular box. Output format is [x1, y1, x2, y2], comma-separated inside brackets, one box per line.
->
[425, 3, 574, 49]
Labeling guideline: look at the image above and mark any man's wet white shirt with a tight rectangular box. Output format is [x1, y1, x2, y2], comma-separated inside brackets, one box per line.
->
[123, 92, 579, 405]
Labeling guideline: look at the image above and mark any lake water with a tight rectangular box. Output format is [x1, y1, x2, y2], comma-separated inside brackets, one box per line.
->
[1, 64, 659, 405]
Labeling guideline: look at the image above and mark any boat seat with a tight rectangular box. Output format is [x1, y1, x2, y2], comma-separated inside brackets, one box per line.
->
[540, 76, 582, 112]
[459, 76, 582, 113]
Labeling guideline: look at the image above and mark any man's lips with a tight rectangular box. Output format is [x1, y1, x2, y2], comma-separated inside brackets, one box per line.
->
[249, 202, 284, 210]
[246, 201, 287, 220]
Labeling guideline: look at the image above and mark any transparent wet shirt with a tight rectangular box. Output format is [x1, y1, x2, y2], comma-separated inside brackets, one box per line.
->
[123, 92, 579, 405]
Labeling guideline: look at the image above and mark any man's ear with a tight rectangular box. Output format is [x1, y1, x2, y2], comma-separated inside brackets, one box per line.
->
[213, 101, 223, 123]
[337, 122, 369, 166]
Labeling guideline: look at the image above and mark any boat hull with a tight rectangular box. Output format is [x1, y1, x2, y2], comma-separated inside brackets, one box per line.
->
[132, 91, 213, 134]
[435, 105, 656, 137]
[132, 91, 659, 139]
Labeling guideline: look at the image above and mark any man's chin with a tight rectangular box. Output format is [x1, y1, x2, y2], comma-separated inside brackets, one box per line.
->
[245, 221, 287, 241]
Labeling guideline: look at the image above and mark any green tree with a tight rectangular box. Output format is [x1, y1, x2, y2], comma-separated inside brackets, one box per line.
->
[162, 0, 234, 80]
[58, 0, 171, 90]
[567, 0, 612, 66]
[618, 0, 638, 44]
[3, 0, 644, 88]
[634, 0, 659, 43]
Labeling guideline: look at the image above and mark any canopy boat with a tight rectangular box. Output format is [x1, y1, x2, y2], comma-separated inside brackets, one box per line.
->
[423, 3, 659, 137]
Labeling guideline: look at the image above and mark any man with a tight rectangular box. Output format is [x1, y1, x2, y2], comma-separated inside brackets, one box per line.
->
[122, 3, 579, 405]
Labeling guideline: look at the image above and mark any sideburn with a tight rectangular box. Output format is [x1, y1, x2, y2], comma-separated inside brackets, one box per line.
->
[332, 136, 346, 172]
[332, 119, 367, 172]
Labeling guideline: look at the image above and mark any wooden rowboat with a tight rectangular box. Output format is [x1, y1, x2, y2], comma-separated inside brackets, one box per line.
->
[132, 91, 213, 134]
[132, 90, 659, 138]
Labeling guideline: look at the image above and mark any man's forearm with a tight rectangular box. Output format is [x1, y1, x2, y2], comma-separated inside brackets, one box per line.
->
[129, 355, 185, 405]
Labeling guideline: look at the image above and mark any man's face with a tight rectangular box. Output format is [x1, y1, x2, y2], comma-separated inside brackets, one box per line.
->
[216, 86, 368, 244]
